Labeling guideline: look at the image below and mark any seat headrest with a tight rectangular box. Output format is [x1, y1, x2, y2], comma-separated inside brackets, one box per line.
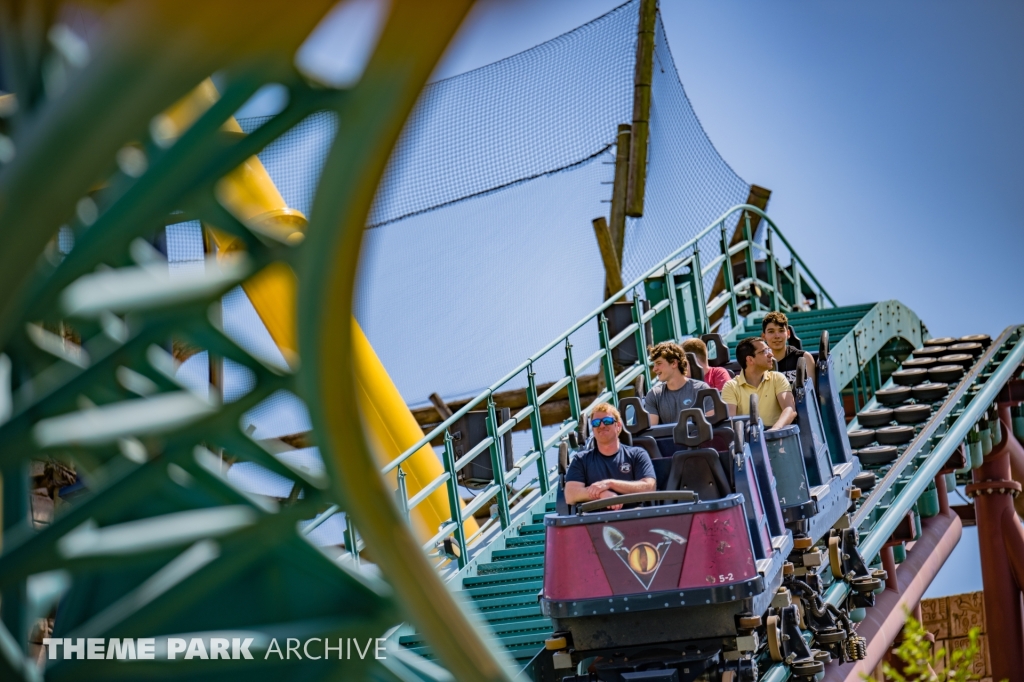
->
[695, 387, 728, 426]
[619, 429, 633, 446]
[701, 333, 730, 367]
[618, 396, 649, 435]
[686, 352, 704, 382]
[788, 325, 802, 350]
[673, 408, 712, 447]
[665, 449, 731, 500]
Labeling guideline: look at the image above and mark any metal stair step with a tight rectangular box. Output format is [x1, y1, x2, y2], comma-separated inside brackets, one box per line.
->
[482, 605, 542, 623]
[397, 617, 551, 649]
[463, 568, 545, 587]
[470, 591, 542, 611]
[506, 534, 545, 547]
[477, 556, 545, 574]
[463, 579, 543, 600]
[491, 545, 546, 560]
[517, 523, 545, 535]
[493, 631, 554, 648]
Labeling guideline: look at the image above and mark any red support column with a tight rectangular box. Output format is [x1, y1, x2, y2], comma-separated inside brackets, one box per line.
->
[934, 472, 950, 516]
[967, 404, 1024, 682]
[880, 545, 899, 593]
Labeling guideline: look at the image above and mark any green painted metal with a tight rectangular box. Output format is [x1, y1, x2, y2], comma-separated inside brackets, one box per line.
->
[845, 325, 1024, 564]
[725, 300, 923, 393]
[399, 497, 557, 665]
[0, 2, 494, 681]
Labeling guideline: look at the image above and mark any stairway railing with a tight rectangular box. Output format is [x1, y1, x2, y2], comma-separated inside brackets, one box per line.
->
[333, 204, 831, 569]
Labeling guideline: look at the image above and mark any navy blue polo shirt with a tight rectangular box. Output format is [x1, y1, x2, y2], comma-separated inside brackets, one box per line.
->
[565, 445, 656, 486]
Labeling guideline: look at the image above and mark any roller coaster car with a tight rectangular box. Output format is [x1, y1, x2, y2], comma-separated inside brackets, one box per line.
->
[540, 405, 800, 682]
[762, 354, 861, 544]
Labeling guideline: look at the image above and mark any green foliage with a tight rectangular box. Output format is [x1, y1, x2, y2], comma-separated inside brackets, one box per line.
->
[861, 611, 981, 682]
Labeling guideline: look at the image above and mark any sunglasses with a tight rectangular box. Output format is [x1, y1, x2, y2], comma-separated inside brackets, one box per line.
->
[590, 416, 617, 428]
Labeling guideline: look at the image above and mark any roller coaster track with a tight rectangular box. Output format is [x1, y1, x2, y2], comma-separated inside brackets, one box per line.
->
[763, 324, 1024, 682]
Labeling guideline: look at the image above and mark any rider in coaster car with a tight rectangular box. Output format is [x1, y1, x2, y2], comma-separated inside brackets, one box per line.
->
[681, 337, 731, 391]
[642, 341, 712, 425]
[564, 403, 656, 511]
[761, 311, 816, 388]
[721, 337, 797, 431]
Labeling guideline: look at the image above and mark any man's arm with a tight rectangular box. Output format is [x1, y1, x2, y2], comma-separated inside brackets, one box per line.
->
[770, 390, 797, 430]
[564, 481, 588, 505]
[721, 381, 738, 417]
[642, 391, 660, 426]
[607, 477, 656, 494]
[565, 480, 616, 505]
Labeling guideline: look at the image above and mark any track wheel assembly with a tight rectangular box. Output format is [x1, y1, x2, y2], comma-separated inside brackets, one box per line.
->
[766, 605, 825, 679]
[766, 614, 784, 662]
[828, 526, 883, 602]
[783, 576, 864, 662]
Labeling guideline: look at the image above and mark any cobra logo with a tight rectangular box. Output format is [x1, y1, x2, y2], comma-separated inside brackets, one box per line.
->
[604, 527, 686, 590]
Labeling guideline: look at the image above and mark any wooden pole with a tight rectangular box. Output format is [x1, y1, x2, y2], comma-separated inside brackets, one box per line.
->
[625, 0, 656, 217]
[609, 124, 631, 259]
[429, 392, 454, 420]
[592, 216, 625, 297]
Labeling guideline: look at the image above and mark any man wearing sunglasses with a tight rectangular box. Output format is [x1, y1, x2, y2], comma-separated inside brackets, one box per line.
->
[564, 403, 656, 511]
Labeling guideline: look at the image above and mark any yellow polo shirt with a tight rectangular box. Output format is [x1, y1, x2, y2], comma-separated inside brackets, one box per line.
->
[721, 370, 792, 426]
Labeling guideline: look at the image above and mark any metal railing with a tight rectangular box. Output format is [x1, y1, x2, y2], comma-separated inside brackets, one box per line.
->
[339, 204, 833, 567]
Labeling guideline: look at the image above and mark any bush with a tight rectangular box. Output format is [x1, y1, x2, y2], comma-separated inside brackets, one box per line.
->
[861, 611, 981, 682]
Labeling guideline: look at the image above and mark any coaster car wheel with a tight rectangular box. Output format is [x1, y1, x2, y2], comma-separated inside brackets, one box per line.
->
[766, 614, 784, 662]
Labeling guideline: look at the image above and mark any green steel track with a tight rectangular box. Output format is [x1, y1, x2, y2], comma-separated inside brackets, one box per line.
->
[0, 3, 514, 681]
[726, 300, 925, 410]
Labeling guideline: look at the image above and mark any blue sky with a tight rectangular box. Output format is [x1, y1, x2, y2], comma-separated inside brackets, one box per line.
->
[432, 0, 1024, 340]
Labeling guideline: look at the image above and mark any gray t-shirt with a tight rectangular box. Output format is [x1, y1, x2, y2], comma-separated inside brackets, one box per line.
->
[643, 379, 712, 424]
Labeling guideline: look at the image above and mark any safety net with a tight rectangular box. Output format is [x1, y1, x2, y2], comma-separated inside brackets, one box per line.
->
[355, 0, 749, 406]
[168, 1, 751, 509]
